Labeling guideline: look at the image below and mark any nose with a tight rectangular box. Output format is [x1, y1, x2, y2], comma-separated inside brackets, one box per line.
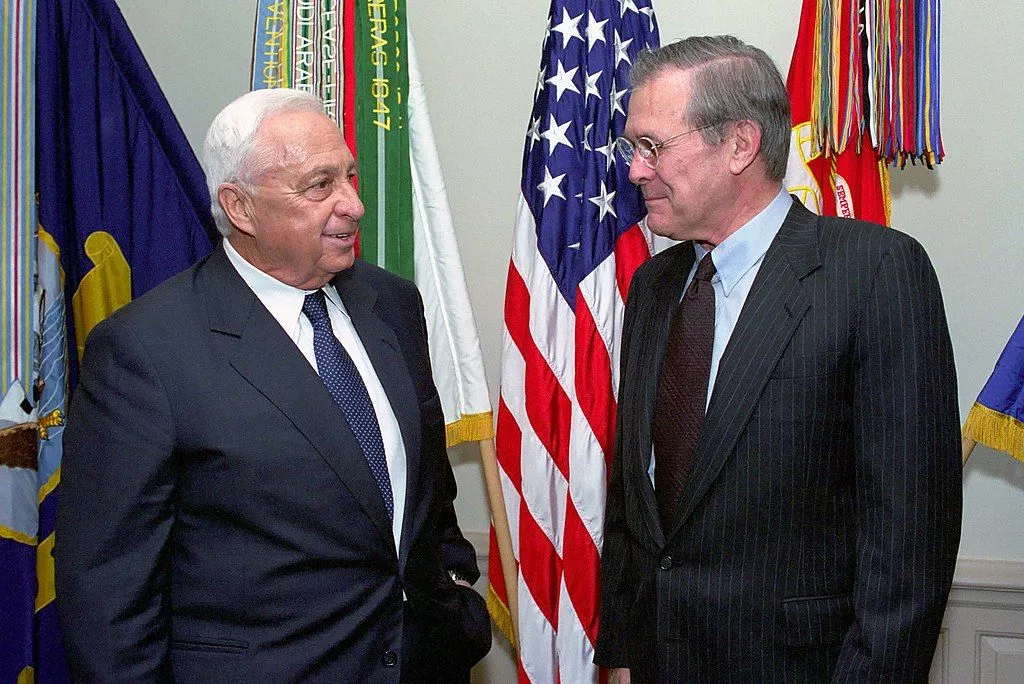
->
[627, 154, 653, 185]
[335, 180, 365, 221]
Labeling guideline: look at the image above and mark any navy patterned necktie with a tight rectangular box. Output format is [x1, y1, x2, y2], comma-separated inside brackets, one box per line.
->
[302, 289, 394, 519]
[652, 251, 716, 530]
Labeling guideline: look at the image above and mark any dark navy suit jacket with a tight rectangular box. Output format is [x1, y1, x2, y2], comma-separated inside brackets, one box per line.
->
[596, 198, 962, 682]
[56, 245, 489, 682]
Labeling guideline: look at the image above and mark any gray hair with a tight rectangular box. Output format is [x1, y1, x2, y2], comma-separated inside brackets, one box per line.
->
[202, 88, 327, 236]
[630, 35, 790, 183]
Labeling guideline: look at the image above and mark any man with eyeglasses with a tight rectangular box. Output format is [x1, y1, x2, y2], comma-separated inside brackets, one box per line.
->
[596, 35, 961, 682]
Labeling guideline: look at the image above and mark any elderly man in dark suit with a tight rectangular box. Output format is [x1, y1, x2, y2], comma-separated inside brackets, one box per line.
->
[596, 36, 961, 682]
[56, 88, 489, 682]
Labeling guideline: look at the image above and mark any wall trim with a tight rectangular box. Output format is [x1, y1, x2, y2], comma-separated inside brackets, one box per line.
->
[952, 557, 1024, 592]
[464, 533, 1024, 598]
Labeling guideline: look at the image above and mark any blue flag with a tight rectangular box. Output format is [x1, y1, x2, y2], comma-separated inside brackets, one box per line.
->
[0, 0, 217, 679]
[37, 0, 217, 386]
[964, 316, 1024, 464]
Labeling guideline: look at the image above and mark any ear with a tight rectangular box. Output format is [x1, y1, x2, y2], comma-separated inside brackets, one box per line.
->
[218, 183, 256, 236]
[727, 120, 763, 175]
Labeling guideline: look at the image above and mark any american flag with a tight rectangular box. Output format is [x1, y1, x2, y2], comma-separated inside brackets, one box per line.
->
[487, 1, 659, 681]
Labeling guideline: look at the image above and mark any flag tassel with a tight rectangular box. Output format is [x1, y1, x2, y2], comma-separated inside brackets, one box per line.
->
[963, 403, 1024, 464]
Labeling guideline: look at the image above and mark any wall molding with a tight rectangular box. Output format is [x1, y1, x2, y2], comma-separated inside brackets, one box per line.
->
[464, 532, 1024, 599]
[952, 557, 1024, 593]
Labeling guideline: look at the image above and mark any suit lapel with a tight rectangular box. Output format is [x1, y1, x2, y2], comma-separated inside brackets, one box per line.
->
[667, 200, 821, 538]
[201, 248, 395, 546]
[333, 266, 422, 571]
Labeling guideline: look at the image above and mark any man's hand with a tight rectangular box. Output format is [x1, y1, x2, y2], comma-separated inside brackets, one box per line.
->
[608, 667, 631, 684]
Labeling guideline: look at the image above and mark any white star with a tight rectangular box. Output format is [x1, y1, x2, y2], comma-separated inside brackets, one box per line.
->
[585, 70, 603, 104]
[619, 0, 640, 17]
[546, 60, 580, 102]
[534, 64, 547, 98]
[589, 181, 618, 222]
[640, 6, 656, 32]
[583, 123, 594, 152]
[541, 115, 574, 153]
[595, 134, 615, 172]
[527, 116, 542, 151]
[551, 8, 583, 49]
[612, 86, 628, 118]
[586, 11, 608, 51]
[614, 30, 634, 68]
[537, 167, 567, 207]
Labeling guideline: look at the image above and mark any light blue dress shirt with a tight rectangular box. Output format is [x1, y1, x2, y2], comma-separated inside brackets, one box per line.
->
[650, 189, 792, 481]
[689, 188, 793, 408]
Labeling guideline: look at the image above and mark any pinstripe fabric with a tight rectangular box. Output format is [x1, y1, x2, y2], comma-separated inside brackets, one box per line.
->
[596, 198, 961, 682]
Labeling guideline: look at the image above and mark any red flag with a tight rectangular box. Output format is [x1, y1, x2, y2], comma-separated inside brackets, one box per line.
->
[784, 0, 891, 225]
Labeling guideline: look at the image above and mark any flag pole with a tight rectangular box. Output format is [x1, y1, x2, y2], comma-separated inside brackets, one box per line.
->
[962, 436, 976, 464]
[478, 437, 519, 646]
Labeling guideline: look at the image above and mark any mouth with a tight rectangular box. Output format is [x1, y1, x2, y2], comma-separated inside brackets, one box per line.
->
[323, 229, 357, 242]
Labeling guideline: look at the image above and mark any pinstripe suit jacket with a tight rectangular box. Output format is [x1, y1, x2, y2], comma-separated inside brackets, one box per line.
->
[596, 198, 962, 682]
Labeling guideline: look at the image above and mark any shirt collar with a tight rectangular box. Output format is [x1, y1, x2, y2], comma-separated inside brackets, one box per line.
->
[223, 238, 348, 331]
[695, 189, 792, 297]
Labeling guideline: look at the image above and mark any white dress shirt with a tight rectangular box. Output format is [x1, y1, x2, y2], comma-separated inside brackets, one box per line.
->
[224, 240, 407, 553]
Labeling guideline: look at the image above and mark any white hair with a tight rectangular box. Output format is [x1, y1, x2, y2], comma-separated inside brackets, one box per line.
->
[202, 88, 327, 236]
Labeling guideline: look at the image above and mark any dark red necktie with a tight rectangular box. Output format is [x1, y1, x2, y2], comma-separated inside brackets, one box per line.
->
[653, 251, 716, 530]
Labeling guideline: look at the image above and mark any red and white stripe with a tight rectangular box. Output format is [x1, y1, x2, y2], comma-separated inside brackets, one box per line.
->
[495, 196, 650, 682]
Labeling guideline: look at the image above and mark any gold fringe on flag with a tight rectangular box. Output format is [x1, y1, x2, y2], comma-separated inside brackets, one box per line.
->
[444, 411, 495, 448]
[487, 583, 519, 651]
[963, 403, 1024, 464]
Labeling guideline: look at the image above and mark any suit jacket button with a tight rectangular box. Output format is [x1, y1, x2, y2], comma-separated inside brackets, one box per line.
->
[382, 650, 398, 667]
[660, 556, 673, 570]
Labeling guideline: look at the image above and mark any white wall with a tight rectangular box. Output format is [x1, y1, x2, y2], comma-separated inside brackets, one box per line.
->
[118, 0, 1024, 592]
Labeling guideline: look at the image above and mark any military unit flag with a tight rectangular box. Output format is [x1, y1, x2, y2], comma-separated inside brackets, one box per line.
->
[783, 0, 944, 225]
[251, 0, 494, 446]
[784, 0, 891, 225]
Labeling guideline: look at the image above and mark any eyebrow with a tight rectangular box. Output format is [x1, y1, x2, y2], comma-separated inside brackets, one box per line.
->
[299, 164, 345, 182]
[631, 128, 666, 141]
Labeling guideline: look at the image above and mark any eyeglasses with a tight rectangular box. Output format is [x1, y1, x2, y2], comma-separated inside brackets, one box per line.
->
[615, 123, 716, 170]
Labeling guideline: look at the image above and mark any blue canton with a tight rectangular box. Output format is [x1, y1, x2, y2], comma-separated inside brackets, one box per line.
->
[522, 0, 660, 307]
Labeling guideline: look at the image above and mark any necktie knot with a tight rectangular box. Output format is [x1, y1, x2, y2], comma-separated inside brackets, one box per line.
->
[694, 252, 716, 282]
[302, 290, 330, 326]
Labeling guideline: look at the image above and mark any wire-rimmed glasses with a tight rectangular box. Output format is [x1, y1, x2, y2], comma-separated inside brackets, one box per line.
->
[615, 123, 716, 170]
